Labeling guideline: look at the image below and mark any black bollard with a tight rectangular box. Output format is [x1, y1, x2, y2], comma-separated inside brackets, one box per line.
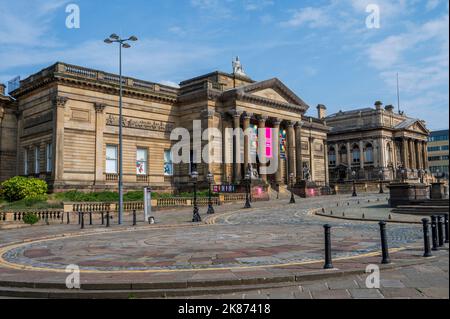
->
[422, 219, 433, 258]
[431, 216, 438, 251]
[78, 212, 81, 225]
[67, 212, 70, 225]
[89, 212, 93, 226]
[133, 210, 137, 226]
[323, 224, 334, 269]
[445, 215, 449, 244]
[106, 211, 110, 228]
[438, 216, 445, 247]
[379, 221, 391, 264]
[101, 212, 104, 225]
[80, 212, 85, 229]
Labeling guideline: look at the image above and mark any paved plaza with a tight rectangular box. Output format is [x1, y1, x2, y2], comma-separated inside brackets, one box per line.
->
[0, 194, 448, 298]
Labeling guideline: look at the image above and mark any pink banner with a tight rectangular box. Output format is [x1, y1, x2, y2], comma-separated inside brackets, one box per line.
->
[265, 128, 273, 158]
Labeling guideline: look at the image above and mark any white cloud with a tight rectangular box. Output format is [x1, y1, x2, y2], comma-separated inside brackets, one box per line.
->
[243, 0, 274, 11]
[367, 13, 449, 69]
[280, 7, 331, 28]
[426, 0, 441, 11]
[0, 0, 69, 46]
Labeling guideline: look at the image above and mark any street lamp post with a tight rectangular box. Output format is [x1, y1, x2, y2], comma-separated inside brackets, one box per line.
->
[352, 170, 357, 197]
[191, 171, 201, 222]
[244, 173, 252, 209]
[104, 34, 138, 225]
[289, 173, 296, 204]
[207, 171, 215, 215]
[379, 168, 384, 194]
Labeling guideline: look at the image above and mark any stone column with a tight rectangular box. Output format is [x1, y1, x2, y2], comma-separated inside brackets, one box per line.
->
[257, 115, 268, 183]
[272, 119, 282, 184]
[324, 141, 329, 185]
[243, 113, 252, 175]
[221, 113, 231, 183]
[335, 143, 340, 166]
[409, 139, 416, 169]
[422, 141, 429, 171]
[402, 139, 409, 169]
[287, 121, 296, 179]
[359, 141, 365, 169]
[94, 103, 106, 185]
[379, 138, 386, 168]
[415, 140, 422, 170]
[346, 142, 352, 168]
[309, 136, 315, 181]
[295, 121, 303, 182]
[52, 96, 68, 184]
[232, 111, 242, 184]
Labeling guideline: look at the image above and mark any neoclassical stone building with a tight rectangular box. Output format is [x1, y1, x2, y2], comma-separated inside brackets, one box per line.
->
[323, 102, 430, 184]
[0, 61, 329, 192]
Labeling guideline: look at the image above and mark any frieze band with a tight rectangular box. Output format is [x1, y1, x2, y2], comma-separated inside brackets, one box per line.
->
[105, 114, 174, 133]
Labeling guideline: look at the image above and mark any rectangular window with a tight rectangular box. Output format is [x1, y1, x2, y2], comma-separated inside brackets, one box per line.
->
[428, 146, 441, 152]
[24, 149, 28, 176]
[106, 145, 118, 174]
[34, 146, 40, 174]
[164, 150, 173, 176]
[429, 156, 441, 162]
[441, 145, 449, 151]
[136, 148, 148, 175]
[46, 143, 53, 172]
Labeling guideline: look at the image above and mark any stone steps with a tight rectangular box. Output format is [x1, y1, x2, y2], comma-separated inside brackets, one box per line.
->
[392, 205, 449, 215]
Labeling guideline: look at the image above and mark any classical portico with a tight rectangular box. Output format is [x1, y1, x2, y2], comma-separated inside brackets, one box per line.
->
[325, 102, 430, 184]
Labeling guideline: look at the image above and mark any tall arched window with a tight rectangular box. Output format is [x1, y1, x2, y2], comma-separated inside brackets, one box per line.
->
[340, 146, 347, 165]
[387, 143, 393, 166]
[329, 147, 336, 166]
[352, 145, 361, 164]
[365, 143, 374, 164]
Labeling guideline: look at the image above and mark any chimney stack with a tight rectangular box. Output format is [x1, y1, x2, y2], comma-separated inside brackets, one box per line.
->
[385, 105, 394, 113]
[317, 104, 327, 120]
[375, 101, 383, 110]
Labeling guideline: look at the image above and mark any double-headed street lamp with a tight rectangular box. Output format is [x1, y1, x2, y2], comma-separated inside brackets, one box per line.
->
[191, 171, 202, 222]
[207, 171, 215, 215]
[244, 173, 252, 209]
[352, 170, 358, 197]
[104, 34, 138, 225]
[379, 168, 384, 194]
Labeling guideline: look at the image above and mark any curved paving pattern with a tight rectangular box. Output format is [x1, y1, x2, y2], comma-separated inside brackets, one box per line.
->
[0, 195, 423, 273]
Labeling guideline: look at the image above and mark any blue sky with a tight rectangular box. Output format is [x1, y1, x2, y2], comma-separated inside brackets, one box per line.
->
[0, 0, 448, 130]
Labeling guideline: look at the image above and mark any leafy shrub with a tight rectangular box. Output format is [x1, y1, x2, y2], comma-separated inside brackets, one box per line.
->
[0, 177, 48, 202]
[23, 213, 39, 225]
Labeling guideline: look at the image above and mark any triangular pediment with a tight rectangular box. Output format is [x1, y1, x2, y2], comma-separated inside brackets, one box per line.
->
[241, 78, 309, 109]
[395, 119, 430, 135]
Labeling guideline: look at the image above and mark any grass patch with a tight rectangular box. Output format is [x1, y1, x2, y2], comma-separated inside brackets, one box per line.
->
[0, 197, 62, 211]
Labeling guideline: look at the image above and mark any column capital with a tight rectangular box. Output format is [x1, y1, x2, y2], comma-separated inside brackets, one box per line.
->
[271, 118, 282, 127]
[243, 112, 253, 120]
[286, 120, 296, 128]
[257, 115, 268, 124]
[94, 103, 106, 113]
[231, 110, 244, 119]
[295, 121, 304, 129]
[53, 96, 68, 108]
[201, 109, 216, 119]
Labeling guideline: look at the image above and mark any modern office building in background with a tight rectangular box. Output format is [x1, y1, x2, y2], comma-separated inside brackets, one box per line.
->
[428, 130, 449, 179]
